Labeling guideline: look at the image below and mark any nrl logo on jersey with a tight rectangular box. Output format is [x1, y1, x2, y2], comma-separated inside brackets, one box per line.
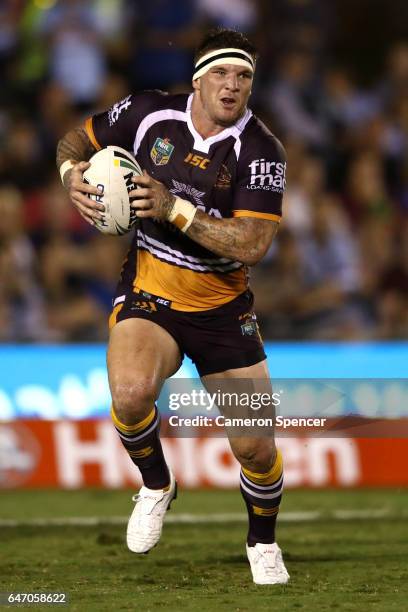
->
[247, 159, 286, 193]
[108, 95, 132, 126]
[151, 137, 175, 166]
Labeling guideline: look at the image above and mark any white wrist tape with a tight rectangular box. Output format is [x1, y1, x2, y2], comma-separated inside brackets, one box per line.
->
[168, 197, 197, 232]
[59, 160, 75, 184]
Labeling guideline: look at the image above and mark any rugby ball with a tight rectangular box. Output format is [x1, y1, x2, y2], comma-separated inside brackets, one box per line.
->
[83, 145, 142, 235]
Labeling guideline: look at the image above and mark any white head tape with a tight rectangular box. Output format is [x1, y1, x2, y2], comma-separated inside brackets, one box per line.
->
[193, 47, 255, 80]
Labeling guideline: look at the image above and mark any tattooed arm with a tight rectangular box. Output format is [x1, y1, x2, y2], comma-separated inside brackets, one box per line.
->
[131, 172, 279, 265]
[56, 127, 104, 225]
[186, 211, 278, 265]
[56, 127, 96, 180]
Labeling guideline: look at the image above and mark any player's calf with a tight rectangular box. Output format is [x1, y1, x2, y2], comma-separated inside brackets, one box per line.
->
[112, 404, 170, 490]
[239, 448, 283, 546]
[235, 445, 290, 584]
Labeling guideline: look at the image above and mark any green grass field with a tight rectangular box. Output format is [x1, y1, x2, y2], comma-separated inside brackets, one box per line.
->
[1, 489, 407, 611]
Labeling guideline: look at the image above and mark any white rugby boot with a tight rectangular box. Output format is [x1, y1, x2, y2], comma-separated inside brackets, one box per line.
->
[246, 542, 290, 585]
[127, 471, 177, 553]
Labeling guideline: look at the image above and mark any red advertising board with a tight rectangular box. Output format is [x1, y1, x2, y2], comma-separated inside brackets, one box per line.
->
[1, 420, 407, 489]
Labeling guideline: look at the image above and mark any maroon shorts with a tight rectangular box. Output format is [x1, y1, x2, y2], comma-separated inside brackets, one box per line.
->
[110, 289, 266, 377]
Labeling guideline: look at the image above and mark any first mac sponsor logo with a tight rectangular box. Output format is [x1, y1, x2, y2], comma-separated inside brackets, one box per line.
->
[247, 159, 286, 193]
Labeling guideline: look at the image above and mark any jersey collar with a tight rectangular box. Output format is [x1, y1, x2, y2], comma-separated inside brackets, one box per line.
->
[185, 93, 252, 156]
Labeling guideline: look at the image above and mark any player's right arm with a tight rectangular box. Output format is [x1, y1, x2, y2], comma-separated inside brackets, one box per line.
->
[56, 127, 104, 226]
[57, 92, 158, 225]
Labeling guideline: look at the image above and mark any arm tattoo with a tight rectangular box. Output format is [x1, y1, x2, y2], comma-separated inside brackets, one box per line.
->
[157, 188, 176, 218]
[56, 127, 96, 169]
[186, 210, 279, 265]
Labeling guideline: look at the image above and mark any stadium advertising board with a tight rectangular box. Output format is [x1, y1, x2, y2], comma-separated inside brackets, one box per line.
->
[1, 343, 407, 488]
[1, 343, 407, 420]
[1, 419, 408, 489]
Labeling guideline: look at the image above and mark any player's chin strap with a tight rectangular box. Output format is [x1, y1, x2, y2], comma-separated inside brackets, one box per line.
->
[192, 47, 255, 80]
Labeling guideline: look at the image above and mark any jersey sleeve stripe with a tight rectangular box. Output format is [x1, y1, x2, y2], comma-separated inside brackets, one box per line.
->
[84, 117, 102, 151]
[232, 210, 281, 222]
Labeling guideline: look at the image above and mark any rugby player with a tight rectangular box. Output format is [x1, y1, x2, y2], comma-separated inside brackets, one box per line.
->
[57, 28, 289, 585]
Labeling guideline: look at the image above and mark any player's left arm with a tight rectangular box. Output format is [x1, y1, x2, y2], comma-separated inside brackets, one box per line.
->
[131, 173, 278, 265]
[186, 212, 279, 265]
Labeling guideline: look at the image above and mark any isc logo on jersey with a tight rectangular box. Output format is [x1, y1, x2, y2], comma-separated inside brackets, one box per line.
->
[247, 159, 286, 192]
[108, 95, 132, 126]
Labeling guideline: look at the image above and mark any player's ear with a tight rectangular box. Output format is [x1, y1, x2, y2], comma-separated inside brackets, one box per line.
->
[192, 78, 200, 92]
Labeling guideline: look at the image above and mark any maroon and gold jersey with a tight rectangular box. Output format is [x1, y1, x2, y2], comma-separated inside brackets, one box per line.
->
[85, 91, 286, 311]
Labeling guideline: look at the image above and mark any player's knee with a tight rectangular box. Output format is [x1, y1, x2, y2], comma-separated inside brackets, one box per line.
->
[233, 441, 276, 473]
[110, 376, 157, 425]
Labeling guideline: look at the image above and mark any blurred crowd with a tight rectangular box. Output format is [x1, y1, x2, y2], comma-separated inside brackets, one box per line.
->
[0, 0, 407, 342]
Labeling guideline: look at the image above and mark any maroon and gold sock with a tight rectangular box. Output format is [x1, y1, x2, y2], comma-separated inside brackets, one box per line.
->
[240, 449, 283, 546]
[111, 404, 170, 490]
